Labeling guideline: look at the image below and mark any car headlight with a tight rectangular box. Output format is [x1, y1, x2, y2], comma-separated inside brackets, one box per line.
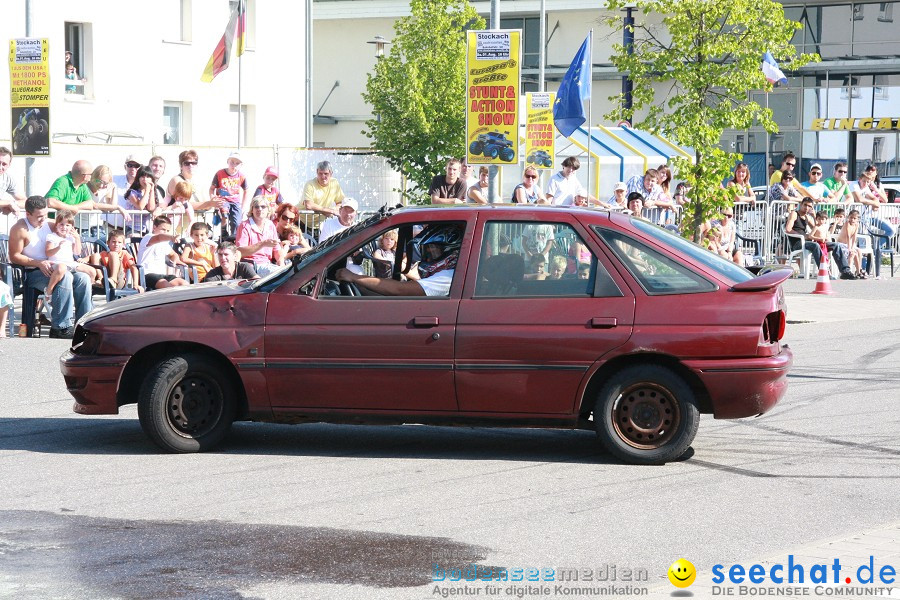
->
[71, 326, 102, 355]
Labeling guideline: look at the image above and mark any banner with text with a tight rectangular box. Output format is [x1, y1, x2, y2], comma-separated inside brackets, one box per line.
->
[525, 92, 556, 170]
[466, 30, 521, 165]
[8, 38, 51, 156]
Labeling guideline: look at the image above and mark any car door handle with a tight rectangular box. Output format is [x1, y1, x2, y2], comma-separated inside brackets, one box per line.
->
[591, 317, 617, 329]
[413, 316, 440, 328]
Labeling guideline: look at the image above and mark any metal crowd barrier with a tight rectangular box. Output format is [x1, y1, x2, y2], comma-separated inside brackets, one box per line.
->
[734, 200, 900, 266]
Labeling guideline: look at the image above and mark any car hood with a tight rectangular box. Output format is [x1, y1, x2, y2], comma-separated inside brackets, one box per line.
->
[80, 281, 255, 325]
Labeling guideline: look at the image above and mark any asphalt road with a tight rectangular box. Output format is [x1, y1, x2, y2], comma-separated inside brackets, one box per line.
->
[1, 281, 899, 599]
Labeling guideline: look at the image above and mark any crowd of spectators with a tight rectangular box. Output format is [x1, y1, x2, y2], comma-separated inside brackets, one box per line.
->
[1, 147, 361, 338]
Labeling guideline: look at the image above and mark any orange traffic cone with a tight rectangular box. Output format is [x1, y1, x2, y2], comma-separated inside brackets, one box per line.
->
[811, 252, 834, 295]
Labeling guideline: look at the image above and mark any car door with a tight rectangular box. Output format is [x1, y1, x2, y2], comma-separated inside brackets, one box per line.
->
[455, 216, 635, 415]
[263, 217, 472, 413]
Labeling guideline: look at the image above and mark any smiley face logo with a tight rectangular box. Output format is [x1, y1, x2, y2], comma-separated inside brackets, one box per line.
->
[667, 559, 696, 588]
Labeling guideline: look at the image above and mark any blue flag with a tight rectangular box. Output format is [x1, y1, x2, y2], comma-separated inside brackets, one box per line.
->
[554, 34, 592, 138]
[762, 52, 788, 86]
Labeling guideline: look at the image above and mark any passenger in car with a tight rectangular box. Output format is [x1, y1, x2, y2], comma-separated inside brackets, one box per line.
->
[548, 255, 568, 280]
[336, 224, 462, 296]
[525, 254, 547, 280]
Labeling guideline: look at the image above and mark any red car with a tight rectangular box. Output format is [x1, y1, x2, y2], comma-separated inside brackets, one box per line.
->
[61, 205, 792, 464]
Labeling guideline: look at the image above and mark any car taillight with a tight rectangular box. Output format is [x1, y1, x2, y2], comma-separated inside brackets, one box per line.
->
[762, 310, 786, 343]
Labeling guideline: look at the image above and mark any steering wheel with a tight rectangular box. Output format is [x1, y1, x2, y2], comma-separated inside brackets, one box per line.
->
[339, 281, 361, 296]
[322, 280, 341, 296]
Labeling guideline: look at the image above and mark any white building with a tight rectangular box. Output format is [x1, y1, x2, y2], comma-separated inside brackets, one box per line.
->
[1, 1, 309, 178]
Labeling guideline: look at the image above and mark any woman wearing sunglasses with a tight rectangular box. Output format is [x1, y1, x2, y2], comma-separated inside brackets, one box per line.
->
[511, 167, 547, 204]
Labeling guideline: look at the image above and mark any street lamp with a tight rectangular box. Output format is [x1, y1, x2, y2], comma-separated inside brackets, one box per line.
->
[367, 35, 391, 58]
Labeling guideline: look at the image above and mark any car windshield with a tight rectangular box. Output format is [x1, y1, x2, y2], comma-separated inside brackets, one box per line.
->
[250, 206, 396, 290]
[623, 218, 754, 283]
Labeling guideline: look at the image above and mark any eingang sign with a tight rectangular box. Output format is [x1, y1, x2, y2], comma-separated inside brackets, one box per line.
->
[811, 118, 900, 131]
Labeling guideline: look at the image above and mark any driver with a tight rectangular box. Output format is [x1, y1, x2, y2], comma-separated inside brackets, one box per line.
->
[336, 224, 462, 296]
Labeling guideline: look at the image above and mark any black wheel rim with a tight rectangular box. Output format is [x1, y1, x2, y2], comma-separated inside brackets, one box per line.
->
[611, 382, 681, 450]
[166, 374, 225, 438]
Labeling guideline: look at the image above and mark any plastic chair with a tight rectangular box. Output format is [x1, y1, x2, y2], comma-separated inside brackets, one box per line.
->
[81, 236, 142, 301]
[866, 225, 896, 278]
[784, 232, 815, 279]
[0, 233, 42, 337]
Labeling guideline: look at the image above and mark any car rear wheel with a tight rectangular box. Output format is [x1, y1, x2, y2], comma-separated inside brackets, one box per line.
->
[138, 353, 236, 453]
[469, 141, 484, 155]
[594, 364, 699, 464]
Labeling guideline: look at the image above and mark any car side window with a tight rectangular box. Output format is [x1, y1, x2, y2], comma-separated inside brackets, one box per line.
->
[322, 222, 464, 298]
[475, 221, 621, 297]
[597, 229, 716, 295]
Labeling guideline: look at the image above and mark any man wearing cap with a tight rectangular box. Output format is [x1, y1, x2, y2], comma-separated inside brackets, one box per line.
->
[210, 151, 249, 237]
[608, 182, 628, 209]
[254, 167, 284, 213]
[800, 163, 832, 203]
[303, 160, 345, 231]
[318, 198, 358, 242]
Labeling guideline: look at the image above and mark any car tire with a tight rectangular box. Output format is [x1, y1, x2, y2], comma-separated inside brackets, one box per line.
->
[137, 353, 236, 453]
[38, 119, 48, 133]
[469, 141, 484, 155]
[499, 147, 515, 162]
[594, 364, 699, 465]
[542, 159, 552, 168]
[488, 146, 500, 159]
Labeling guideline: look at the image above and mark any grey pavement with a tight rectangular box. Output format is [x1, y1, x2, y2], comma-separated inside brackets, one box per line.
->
[782, 275, 900, 323]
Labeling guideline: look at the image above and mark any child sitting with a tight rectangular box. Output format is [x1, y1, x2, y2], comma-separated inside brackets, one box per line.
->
[525, 254, 547, 280]
[278, 224, 310, 264]
[44, 210, 102, 303]
[548, 255, 568, 280]
[163, 180, 197, 237]
[90, 230, 143, 292]
[138, 215, 189, 289]
[180, 222, 218, 281]
[836, 209, 865, 278]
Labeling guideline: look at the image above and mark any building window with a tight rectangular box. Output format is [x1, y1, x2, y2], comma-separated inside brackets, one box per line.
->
[163, 102, 184, 144]
[64, 21, 93, 97]
[229, 104, 254, 146]
[499, 16, 540, 69]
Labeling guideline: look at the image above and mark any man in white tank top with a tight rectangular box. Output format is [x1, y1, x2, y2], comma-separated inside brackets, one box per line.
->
[8, 196, 93, 338]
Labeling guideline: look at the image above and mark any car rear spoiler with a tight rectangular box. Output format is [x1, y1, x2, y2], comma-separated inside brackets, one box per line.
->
[729, 269, 792, 292]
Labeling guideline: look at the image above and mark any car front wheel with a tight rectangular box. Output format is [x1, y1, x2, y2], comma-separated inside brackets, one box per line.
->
[138, 353, 236, 453]
[594, 364, 699, 464]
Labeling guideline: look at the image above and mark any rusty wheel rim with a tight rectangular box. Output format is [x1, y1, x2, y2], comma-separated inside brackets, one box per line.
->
[166, 375, 224, 438]
[611, 382, 681, 450]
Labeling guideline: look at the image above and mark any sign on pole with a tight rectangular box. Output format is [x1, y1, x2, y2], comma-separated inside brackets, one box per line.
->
[465, 30, 521, 165]
[525, 92, 555, 170]
[8, 38, 51, 156]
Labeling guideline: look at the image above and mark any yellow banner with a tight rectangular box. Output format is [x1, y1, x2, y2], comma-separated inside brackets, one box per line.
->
[466, 30, 521, 165]
[811, 117, 900, 131]
[9, 38, 51, 156]
[525, 92, 555, 170]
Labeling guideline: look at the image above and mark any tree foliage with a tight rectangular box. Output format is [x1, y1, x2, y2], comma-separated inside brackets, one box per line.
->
[602, 0, 818, 240]
[362, 0, 484, 204]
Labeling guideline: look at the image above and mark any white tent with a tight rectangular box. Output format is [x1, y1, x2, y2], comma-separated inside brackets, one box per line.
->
[506, 125, 693, 202]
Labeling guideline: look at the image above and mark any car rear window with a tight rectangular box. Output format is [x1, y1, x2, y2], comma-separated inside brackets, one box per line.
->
[602, 219, 755, 284]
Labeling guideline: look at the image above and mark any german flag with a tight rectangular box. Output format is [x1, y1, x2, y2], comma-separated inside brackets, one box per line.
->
[201, 0, 246, 83]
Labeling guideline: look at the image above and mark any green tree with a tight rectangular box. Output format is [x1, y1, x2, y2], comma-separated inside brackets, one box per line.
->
[363, 0, 484, 204]
[603, 0, 818, 241]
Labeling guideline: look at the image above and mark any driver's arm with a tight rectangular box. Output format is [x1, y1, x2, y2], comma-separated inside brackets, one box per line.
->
[336, 268, 426, 296]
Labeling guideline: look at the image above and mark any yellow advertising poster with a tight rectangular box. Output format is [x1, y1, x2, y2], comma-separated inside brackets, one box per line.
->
[8, 38, 51, 156]
[525, 92, 555, 170]
[466, 30, 521, 165]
